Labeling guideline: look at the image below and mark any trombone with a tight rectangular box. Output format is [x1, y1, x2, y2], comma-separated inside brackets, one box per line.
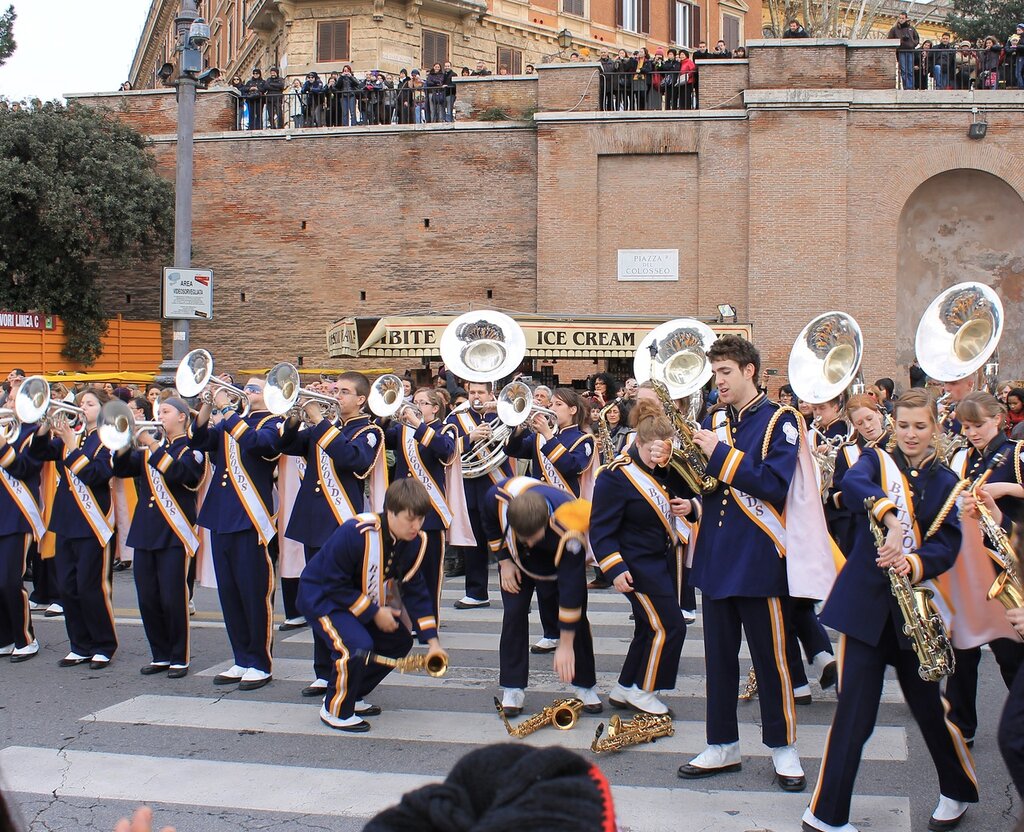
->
[265, 362, 342, 422]
[97, 400, 164, 452]
[15, 376, 86, 430]
[175, 349, 250, 416]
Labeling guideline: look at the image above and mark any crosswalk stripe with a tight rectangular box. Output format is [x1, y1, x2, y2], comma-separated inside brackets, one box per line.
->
[281, 628, 751, 657]
[0, 746, 911, 831]
[195, 657, 907, 703]
[86, 695, 908, 761]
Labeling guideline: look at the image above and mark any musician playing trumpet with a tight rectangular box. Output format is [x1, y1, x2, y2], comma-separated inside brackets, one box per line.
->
[297, 479, 447, 732]
[804, 390, 978, 832]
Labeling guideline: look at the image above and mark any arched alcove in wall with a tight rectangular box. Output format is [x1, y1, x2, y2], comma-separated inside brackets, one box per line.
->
[896, 169, 1024, 379]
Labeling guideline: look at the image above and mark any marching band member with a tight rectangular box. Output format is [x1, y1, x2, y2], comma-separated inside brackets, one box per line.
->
[941, 391, 1024, 747]
[506, 388, 595, 654]
[679, 335, 835, 793]
[590, 399, 688, 716]
[0, 411, 44, 662]
[1001, 605, 1024, 799]
[445, 380, 515, 609]
[30, 387, 117, 669]
[297, 478, 447, 732]
[191, 376, 282, 691]
[384, 387, 455, 622]
[276, 371, 385, 699]
[481, 476, 600, 716]
[112, 398, 204, 677]
[804, 389, 978, 832]
[940, 375, 975, 438]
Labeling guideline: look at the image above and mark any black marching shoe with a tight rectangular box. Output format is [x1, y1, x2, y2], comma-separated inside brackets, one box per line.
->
[167, 665, 189, 679]
[140, 662, 170, 675]
[58, 652, 90, 667]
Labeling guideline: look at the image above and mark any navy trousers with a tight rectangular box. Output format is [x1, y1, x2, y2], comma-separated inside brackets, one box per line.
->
[211, 528, 274, 673]
[810, 621, 979, 827]
[464, 506, 491, 602]
[499, 573, 596, 690]
[946, 638, 1024, 739]
[999, 661, 1024, 799]
[421, 530, 445, 625]
[702, 595, 796, 748]
[535, 578, 559, 641]
[619, 591, 686, 692]
[133, 546, 190, 665]
[307, 609, 413, 719]
[0, 532, 33, 648]
[299, 545, 331, 683]
[29, 543, 59, 606]
[55, 534, 117, 658]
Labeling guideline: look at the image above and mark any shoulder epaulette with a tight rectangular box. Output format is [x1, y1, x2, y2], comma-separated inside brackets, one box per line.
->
[356, 513, 381, 533]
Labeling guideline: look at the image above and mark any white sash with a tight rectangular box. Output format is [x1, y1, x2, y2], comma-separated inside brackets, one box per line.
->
[949, 447, 970, 478]
[144, 452, 200, 555]
[316, 442, 358, 526]
[619, 460, 678, 542]
[536, 433, 572, 493]
[361, 514, 386, 605]
[66, 466, 115, 546]
[712, 410, 787, 556]
[225, 434, 276, 545]
[0, 466, 46, 540]
[876, 448, 922, 554]
[402, 425, 452, 527]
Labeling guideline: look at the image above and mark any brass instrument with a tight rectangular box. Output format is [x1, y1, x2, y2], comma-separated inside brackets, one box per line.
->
[738, 667, 758, 701]
[15, 376, 86, 430]
[493, 696, 583, 737]
[0, 408, 20, 442]
[440, 311, 527, 479]
[597, 396, 623, 465]
[97, 400, 164, 452]
[495, 380, 557, 429]
[175, 349, 251, 416]
[865, 497, 955, 681]
[591, 713, 674, 753]
[265, 362, 343, 422]
[968, 454, 1024, 612]
[363, 651, 448, 677]
[634, 318, 718, 494]
[367, 374, 407, 419]
[809, 421, 854, 496]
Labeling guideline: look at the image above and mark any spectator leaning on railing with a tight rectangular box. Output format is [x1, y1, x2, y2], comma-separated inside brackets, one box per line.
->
[783, 19, 810, 38]
[265, 67, 286, 128]
[888, 12, 920, 90]
[977, 35, 1003, 88]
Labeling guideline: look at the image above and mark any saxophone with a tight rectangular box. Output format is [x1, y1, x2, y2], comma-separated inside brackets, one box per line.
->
[651, 380, 718, 494]
[493, 696, 583, 737]
[597, 396, 623, 465]
[591, 713, 674, 753]
[970, 454, 1024, 611]
[865, 497, 955, 682]
[363, 651, 448, 677]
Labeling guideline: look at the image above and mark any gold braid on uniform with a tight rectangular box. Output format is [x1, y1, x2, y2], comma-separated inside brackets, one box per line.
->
[761, 404, 803, 460]
[924, 479, 969, 540]
[350, 424, 385, 480]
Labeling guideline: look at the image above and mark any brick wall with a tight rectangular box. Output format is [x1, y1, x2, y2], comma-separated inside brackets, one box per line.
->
[536, 64, 601, 113]
[746, 41, 849, 90]
[453, 77, 538, 120]
[69, 89, 238, 136]
[694, 60, 748, 110]
[846, 43, 898, 90]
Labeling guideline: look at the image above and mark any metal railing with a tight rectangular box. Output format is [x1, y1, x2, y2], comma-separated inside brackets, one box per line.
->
[896, 46, 1022, 91]
[598, 71, 699, 111]
[233, 87, 458, 130]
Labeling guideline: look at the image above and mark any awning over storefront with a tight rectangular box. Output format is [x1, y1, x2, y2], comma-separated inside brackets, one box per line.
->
[327, 315, 752, 359]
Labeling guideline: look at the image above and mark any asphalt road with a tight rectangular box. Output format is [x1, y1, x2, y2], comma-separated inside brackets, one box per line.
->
[1, 570, 1020, 832]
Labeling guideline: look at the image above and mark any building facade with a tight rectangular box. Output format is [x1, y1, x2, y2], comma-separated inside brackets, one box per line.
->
[130, 0, 763, 90]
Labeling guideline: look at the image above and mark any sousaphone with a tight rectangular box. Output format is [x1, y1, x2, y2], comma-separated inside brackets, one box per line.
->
[788, 311, 864, 405]
[439, 310, 526, 383]
[915, 281, 1003, 384]
[633, 318, 716, 400]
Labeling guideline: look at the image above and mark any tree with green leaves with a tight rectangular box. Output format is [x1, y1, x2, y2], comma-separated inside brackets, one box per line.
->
[946, 0, 1024, 42]
[0, 6, 14, 67]
[0, 103, 172, 363]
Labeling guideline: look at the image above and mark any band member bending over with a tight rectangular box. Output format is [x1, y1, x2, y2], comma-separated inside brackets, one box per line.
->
[804, 390, 978, 832]
[31, 388, 117, 669]
[112, 398, 204, 677]
[482, 477, 600, 716]
[298, 478, 447, 732]
[590, 399, 688, 715]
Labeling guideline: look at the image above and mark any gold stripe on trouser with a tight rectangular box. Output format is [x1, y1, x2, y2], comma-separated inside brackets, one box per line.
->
[766, 597, 797, 745]
[261, 543, 274, 668]
[809, 633, 845, 813]
[19, 534, 32, 644]
[319, 616, 350, 717]
[940, 695, 978, 787]
[634, 592, 666, 692]
[182, 551, 191, 666]
[100, 539, 116, 634]
[435, 536, 445, 629]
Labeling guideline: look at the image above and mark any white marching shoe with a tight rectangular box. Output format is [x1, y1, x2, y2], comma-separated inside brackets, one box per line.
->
[501, 687, 525, 716]
[609, 683, 669, 714]
[928, 795, 969, 831]
[677, 742, 742, 778]
[573, 686, 603, 714]
[812, 651, 838, 689]
[11, 640, 39, 662]
[801, 807, 859, 832]
[771, 744, 806, 791]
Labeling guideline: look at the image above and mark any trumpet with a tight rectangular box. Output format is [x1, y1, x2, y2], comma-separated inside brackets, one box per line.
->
[97, 400, 164, 452]
[362, 650, 448, 677]
[265, 362, 342, 422]
[0, 408, 19, 443]
[175, 349, 250, 416]
[591, 713, 674, 753]
[15, 376, 86, 430]
[493, 696, 583, 737]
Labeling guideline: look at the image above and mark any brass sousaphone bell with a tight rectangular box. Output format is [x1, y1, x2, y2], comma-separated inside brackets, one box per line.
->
[439, 310, 527, 383]
[788, 311, 864, 406]
[915, 281, 1003, 384]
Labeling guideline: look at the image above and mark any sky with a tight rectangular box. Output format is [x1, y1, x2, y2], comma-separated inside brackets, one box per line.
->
[0, 1, 152, 102]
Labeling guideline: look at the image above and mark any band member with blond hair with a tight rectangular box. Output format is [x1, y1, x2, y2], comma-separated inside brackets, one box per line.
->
[112, 398, 204, 677]
[590, 398, 689, 716]
[30, 387, 117, 669]
[804, 389, 978, 832]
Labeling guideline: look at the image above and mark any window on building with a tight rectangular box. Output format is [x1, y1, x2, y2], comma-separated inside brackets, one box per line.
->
[317, 20, 351, 62]
[617, 0, 649, 34]
[497, 47, 523, 74]
[671, 1, 699, 47]
[723, 13, 741, 51]
[227, 18, 233, 61]
[422, 29, 450, 69]
[563, 0, 585, 16]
